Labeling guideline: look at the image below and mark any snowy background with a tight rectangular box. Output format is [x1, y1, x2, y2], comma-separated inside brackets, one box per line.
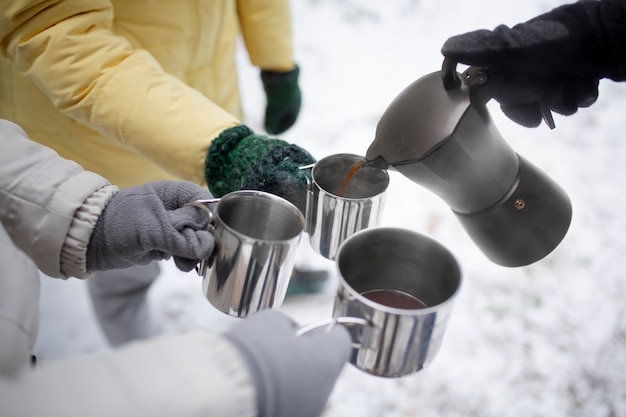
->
[35, 0, 626, 416]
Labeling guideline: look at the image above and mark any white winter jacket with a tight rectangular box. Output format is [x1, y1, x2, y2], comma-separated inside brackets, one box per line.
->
[0, 119, 257, 417]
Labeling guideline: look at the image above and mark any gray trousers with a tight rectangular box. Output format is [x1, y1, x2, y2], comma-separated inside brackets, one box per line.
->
[88, 262, 160, 347]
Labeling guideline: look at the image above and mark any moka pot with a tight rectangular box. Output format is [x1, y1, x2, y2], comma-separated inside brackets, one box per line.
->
[365, 59, 572, 267]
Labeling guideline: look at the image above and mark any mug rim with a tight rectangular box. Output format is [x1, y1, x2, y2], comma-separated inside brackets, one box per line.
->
[312, 153, 390, 200]
[216, 190, 305, 243]
[335, 226, 462, 315]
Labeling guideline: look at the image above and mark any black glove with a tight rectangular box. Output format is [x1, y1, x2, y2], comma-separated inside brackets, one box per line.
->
[441, 0, 626, 127]
[204, 125, 315, 214]
[261, 65, 302, 134]
[86, 180, 215, 272]
[225, 310, 351, 417]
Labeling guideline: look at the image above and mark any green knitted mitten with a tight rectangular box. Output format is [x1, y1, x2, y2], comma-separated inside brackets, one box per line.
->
[205, 125, 315, 213]
[261, 65, 302, 134]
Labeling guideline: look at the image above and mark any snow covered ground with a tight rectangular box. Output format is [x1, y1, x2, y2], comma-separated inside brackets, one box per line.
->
[35, 1, 626, 416]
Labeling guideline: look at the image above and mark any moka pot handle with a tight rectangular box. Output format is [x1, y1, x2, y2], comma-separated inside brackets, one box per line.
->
[441, 58, 555, 129]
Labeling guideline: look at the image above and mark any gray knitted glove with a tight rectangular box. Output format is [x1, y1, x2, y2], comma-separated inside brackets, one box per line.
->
[86, 180, 215, 272]
[225, 310, 351, 417]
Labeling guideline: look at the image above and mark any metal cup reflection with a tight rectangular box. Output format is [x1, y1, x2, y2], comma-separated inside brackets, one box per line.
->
[334, 227, 462, 377]
[305, 153, 389, 260]
[192, 191, 304, 317]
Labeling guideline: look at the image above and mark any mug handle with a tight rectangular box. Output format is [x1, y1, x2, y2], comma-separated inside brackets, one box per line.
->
[442, 58, 556, 129]
[296, 316, 369, 348]
[185, 198, 220, 276]
[298, 163, 316, 234]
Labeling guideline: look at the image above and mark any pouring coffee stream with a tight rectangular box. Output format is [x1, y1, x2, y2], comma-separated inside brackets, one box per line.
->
[337, 160, 365, 197]
[361, 58, 572, 267]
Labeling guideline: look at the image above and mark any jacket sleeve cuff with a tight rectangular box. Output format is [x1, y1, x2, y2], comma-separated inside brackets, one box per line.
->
[59, 185, 119, 279]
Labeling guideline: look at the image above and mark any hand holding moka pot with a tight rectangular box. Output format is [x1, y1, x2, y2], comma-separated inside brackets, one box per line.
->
[365, 59, 572, 267]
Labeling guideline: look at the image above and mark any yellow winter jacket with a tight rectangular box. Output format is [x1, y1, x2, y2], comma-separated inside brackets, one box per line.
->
[0, 0, 296, 187]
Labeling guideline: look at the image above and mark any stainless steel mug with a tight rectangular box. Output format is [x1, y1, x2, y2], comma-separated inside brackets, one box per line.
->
[190, 191, 305, 317]
[299, 227, 462, 378]
[304, 153, 389, 260]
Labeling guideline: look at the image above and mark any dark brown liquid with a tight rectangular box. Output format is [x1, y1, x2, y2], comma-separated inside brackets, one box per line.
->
[338, 160, 365, 197]
[361, 289, 428, 310]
